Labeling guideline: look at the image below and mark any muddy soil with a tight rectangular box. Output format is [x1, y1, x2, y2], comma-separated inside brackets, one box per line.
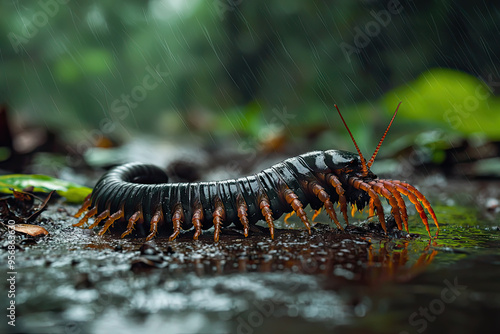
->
[1, 177, 499, 334]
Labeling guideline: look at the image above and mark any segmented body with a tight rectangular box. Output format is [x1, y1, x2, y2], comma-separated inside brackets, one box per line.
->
[74, 149, 439, 241]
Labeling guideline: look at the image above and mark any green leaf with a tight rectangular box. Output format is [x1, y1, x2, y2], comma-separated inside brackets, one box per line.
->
[0, 174, 92, 203]
[382, 68, 500, 140]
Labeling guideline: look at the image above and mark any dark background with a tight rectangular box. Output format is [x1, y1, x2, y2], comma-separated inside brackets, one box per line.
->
[1, 0, 499, 174]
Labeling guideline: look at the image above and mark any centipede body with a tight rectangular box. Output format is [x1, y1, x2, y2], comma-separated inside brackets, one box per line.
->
[75, 104, 440, 241]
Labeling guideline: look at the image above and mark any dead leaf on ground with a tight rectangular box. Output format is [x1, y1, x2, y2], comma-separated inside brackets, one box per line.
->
[1, 222, 49, 237]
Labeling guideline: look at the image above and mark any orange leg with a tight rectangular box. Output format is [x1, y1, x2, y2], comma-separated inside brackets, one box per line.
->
[326, 173, 349, 225]
[121, 210, 141, 238]
[349, 178, 387, 233]
[88, 209, 110, 229]
[309, 181, 342, 230]
[170, 203, 183, 241]
[74, 206, 97, 227]
[389, 182, 432, 237]
[147, 208, 162, 241]
[311, 208, 322, 222]
[283, 211, 295, 224]
[283, 188, 311, 235]
[74, 194, 91, 218]
[236, 194, 249, 237]
[98, 209, 124, 236]
[379, 180, 409, 232]
[369, 198, 375, 217]
[212, 198, 225, 242]
[369, 181, 403, 231]
[351, 205, 357, 218]
[192, 204, 204, 240]
[390, 180, 439, 230]
[259, 194, 275, 239]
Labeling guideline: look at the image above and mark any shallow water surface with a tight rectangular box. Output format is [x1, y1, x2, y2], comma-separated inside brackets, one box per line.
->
[1, 179, 499, 334]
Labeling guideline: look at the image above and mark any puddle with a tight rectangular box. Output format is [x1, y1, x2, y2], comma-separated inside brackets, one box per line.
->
[1, 179, 499, 334]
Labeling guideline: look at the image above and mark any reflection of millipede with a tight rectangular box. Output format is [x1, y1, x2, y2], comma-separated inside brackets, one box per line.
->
[74, 103, 439, 241]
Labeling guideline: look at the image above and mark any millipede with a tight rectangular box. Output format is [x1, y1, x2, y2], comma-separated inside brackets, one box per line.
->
[74, 103, 439, 241]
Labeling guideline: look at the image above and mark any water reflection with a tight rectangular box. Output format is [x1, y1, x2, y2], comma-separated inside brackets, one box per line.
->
[362, 240, 438, 284]
[129, 226, 438, 285]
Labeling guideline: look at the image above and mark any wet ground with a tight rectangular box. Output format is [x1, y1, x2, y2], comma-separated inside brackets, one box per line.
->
[1, 176, 500, 334]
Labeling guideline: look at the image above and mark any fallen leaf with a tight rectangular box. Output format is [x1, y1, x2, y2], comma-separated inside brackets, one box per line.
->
[7, 223, 49, 237]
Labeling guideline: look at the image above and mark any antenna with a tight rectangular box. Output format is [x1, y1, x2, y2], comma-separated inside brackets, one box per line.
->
[334, 104, 369, 176]
[367, 102, 402, 168]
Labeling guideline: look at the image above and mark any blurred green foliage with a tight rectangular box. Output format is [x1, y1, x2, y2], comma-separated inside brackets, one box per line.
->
[0, 0, 499, 149]
[383, 68, 500, 139]
[0, 174, 91, 203]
